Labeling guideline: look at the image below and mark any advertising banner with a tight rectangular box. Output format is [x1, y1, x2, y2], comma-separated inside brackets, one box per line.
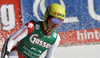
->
[0, 0, 22, 51]
[20, 0, 100, 45]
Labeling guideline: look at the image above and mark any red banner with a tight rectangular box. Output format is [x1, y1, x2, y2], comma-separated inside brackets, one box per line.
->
[0, 0, 22, 51]
[59, 28, 100, 46]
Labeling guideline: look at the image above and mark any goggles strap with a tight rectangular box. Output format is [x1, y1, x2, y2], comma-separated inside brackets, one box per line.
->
[44, 8, 53, 32]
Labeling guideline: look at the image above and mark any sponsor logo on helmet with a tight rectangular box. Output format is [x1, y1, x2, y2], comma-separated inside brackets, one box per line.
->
[54, 12, 57, 15]
[54, 12, 64, 17]
[57, 13, 64, 17]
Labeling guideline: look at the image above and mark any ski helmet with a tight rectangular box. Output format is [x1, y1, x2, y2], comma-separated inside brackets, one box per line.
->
[44, 3, 65, 22]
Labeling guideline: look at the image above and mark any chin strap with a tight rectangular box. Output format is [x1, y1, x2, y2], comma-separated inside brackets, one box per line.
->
[43, 20, 50, 33]
[45, 20, 50, 32]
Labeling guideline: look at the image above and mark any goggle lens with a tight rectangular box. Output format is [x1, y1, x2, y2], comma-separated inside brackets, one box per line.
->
[50, 17, 63, 25]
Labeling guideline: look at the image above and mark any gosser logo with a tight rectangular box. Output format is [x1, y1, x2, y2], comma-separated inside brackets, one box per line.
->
[29, 34, 51, 48]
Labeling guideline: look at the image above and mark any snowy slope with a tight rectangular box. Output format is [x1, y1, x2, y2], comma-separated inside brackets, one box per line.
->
[40, 44, 100, 58]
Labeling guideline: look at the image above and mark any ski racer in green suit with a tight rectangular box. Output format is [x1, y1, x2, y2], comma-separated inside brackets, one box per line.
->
[1, 3, 65, 58]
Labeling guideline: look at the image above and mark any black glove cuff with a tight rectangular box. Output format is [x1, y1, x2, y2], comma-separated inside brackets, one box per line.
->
[6, 51, 9, 55]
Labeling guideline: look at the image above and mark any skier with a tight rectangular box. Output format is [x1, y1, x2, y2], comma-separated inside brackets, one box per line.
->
[1, 3, 65, 58]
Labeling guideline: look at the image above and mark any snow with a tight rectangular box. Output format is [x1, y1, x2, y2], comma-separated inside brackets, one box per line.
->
[40, 44, 100, 58]
[0, 41, 100, 58]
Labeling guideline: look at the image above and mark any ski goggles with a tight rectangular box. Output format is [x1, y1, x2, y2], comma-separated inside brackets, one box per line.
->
[50, 17, 64, 25]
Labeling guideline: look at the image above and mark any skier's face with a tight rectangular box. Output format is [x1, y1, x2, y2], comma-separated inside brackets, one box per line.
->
[47, 19, 59, 31]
